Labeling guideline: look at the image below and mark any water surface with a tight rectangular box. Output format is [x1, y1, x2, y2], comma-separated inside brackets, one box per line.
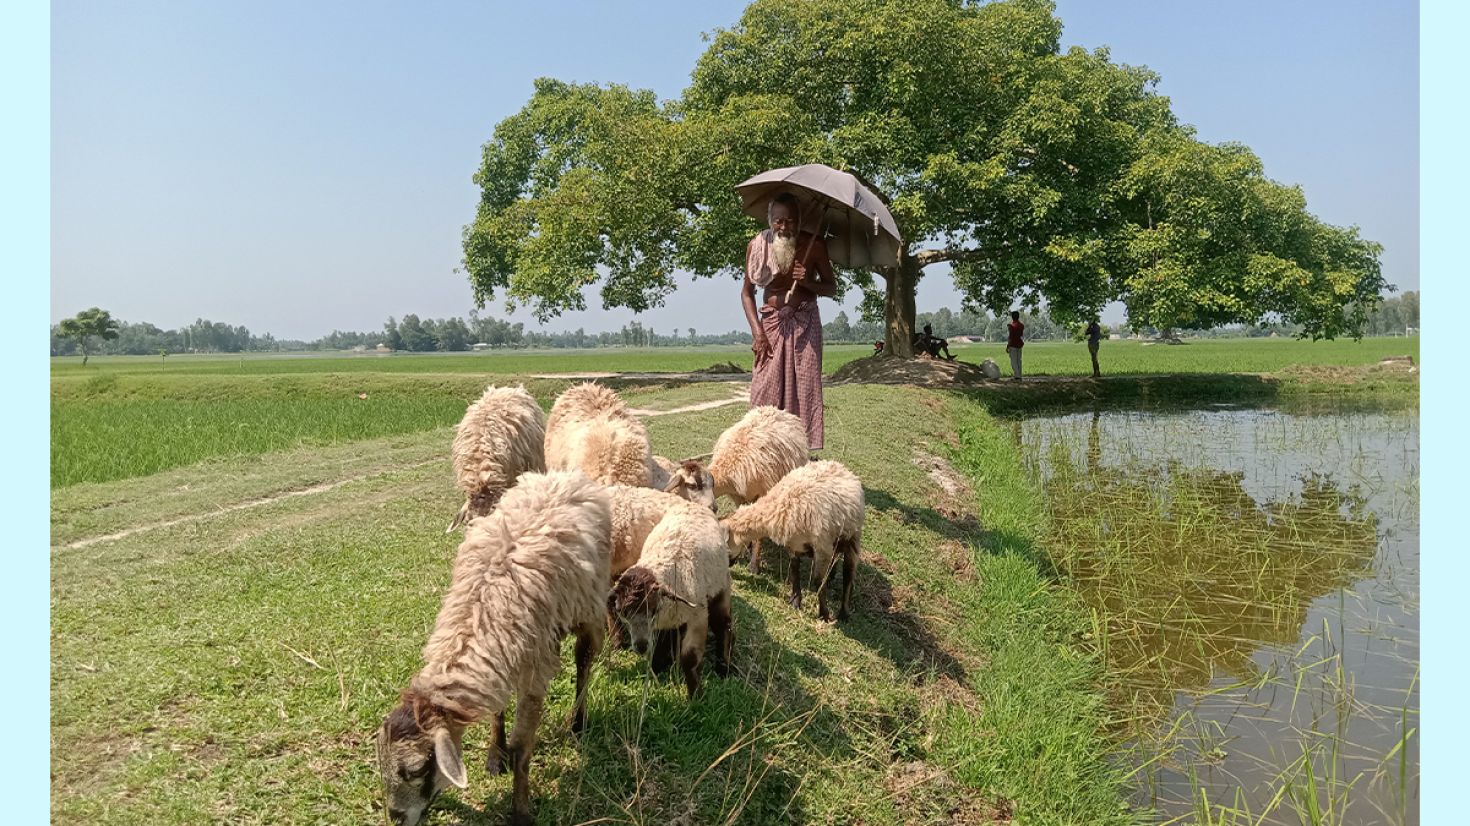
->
[1017, 404, 1418, 825]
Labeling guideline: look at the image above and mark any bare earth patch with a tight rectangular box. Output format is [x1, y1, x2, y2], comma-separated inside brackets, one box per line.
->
[883, 760, 1014, 824]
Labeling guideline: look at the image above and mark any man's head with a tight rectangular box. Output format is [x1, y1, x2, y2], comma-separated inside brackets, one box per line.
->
[923, 323, 933, 335]
[1010, 311, 1020, 322]
[767, 193, 800, 239]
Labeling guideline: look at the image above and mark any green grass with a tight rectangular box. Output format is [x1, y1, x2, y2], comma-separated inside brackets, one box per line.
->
[52, 384, 1131, 825]
[51, 338, 1418, 489]
[51, 337, 1418, 379]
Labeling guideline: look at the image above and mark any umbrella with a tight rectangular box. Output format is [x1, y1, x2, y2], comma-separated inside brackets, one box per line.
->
[734, 164, 903, 282]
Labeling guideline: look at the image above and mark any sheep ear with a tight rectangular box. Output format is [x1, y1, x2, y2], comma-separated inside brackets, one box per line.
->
[661, 475, 683, 494]
[660, 586, 699, 608]
[432, 728, 468, 789]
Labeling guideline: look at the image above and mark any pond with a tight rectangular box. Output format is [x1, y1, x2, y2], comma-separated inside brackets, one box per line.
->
[1015, 403, 1419, 825]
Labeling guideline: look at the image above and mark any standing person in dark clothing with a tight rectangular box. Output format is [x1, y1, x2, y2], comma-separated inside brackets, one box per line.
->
[1005, 311, 1024, 380]
[1085, 319, 1102, 377]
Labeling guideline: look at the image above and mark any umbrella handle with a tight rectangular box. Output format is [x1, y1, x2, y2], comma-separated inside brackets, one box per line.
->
[786, 204, 830, 302]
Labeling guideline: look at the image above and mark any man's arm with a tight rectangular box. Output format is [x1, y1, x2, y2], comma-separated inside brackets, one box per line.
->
[792, 237, 838, 299]
[742, 239, 769, 361]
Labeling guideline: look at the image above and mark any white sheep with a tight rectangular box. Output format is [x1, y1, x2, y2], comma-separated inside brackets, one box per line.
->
[720, 460, 864, 622]
[446, 384, 547, 532]
[662, 406, 808, 556]
[377, 470, 610, 826]
[980, 358, 1002, 380]
[608, 500, 733, 697]
[544, 382, 653, 487]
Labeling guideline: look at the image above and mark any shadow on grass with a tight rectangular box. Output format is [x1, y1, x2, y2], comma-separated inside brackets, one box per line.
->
[737, 538, 969, 689]
[959, 372, 1288, 417]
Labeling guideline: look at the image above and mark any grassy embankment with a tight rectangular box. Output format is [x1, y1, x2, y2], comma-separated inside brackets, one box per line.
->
[53, 382, 1130, 825]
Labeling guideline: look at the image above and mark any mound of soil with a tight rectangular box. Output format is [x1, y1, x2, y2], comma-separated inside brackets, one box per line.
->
[694, 360, 749, 374]
[828, 354, 996, 387]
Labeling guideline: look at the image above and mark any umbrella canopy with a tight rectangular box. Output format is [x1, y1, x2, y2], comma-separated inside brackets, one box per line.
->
[734, 164, 903, 270]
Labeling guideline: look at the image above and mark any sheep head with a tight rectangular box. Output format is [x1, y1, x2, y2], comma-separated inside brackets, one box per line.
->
[720, 516, 761, 564]
[662, 459, 717, 513]
[609, 566, 696, 656]
[376, 692, 467, 826]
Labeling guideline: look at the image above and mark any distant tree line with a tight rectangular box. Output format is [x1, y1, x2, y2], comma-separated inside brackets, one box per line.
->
[51, 291, 1421, 357]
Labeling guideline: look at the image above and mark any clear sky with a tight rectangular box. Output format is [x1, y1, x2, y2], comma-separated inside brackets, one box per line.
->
[51, 0, 1418, 341]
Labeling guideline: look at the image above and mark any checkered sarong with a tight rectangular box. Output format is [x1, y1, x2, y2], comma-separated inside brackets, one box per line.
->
[751, 300, 824, 450]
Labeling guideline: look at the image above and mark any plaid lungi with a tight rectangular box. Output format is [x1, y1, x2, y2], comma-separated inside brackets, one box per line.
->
[751, 300, 824, 450]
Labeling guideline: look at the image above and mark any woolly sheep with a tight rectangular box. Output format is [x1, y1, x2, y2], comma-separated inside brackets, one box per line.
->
[446, 385, 547, 532]
[608, 500, 733, 697]
[376, 471, 610, 826]
[544, 383, 653, 487]
[980, 358, 1002, 380]
[721, 460, 864, 622]
[662, 405, 807, 528]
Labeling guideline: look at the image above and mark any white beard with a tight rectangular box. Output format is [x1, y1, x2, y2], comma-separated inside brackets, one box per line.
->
[770, 233, 797, 275]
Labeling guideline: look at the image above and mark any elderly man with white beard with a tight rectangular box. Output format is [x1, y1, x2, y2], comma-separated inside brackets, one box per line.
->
[740, 191, 837, 450]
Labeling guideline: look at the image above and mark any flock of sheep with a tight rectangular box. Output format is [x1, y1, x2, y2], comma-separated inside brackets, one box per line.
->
[375, 382, 867, 826]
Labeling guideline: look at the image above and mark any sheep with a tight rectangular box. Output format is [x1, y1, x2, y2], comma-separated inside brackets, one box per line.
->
[979, 358, 1002, 380]
[607, 484, 697, 581]
[544, 382, 653, 487]
[720, 460, 864, 622]
[661, 406, 808, 565]
[376, 470, 610, 826]
[648, 454, 682, 494]
[608, 500, 733, 697]
[446, 385, 547, 532]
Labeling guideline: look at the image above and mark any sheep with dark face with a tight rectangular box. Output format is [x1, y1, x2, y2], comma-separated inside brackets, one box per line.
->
[446, 384, 547, 532]
[721, 460, 864, 622]
[376, 471, 610, 826]
[608, 499, 732, 697]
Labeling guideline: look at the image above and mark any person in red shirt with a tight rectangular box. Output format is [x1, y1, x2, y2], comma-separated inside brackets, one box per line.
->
[1005, 311, 1024, 380]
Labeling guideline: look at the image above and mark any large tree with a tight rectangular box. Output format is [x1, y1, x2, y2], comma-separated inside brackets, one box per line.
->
[56, 307, 120, 366]
[463, 0, 1385, 355]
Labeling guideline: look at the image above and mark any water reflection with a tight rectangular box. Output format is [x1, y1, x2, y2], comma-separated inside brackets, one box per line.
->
[1018, 405, 1418, 825]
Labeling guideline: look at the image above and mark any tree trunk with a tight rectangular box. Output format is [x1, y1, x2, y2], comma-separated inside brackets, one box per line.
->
[80, 341, 89, 367]
[883, 251, 920, 357]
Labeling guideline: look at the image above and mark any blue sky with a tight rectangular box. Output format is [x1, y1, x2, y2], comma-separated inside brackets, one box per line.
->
[51, 0, 1418, 340]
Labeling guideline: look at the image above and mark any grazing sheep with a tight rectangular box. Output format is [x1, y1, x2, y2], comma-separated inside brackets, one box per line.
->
[648, 454, 681, 494]
[544, 383, 653, 487]
[721, 460, 864, 622]
[446, 385, 547, 532]
[609, 501, 733, 697]
[979, 358, 1002, 380]
[662, 407, 807, 565]
[376, 471, 610, 826]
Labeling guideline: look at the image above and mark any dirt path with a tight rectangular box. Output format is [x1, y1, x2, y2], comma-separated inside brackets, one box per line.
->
[55, 458, 442, 553]
[627, 392, 749, 418]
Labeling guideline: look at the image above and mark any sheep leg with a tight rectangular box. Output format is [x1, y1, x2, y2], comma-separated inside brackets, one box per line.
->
[839, 537, 857, 621]
[650, 626, 681, 674]
[788, 548, 805, 611]
[748, 539, 762, 575]
[680, 615, 710, 698]
[709, 589, 733, 677]
[571, 622, 602, 735]
[484, 711, 509, 775]
[506, 692, 545, 826]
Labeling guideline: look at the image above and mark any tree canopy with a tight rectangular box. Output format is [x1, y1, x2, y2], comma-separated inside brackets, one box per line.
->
[462, 0, 1386, 354]
[56, 307, 120, 366]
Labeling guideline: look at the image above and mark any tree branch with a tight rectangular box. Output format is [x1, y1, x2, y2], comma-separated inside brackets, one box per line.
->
[915, 246, 988, 267]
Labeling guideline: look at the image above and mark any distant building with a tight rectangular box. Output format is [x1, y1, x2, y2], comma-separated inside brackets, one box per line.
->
[375, 343, 391, 352]
[472, 342, 491, 351]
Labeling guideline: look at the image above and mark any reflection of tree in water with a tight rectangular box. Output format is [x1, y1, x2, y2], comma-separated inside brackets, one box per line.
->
[1038, 415, 1379, 725]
